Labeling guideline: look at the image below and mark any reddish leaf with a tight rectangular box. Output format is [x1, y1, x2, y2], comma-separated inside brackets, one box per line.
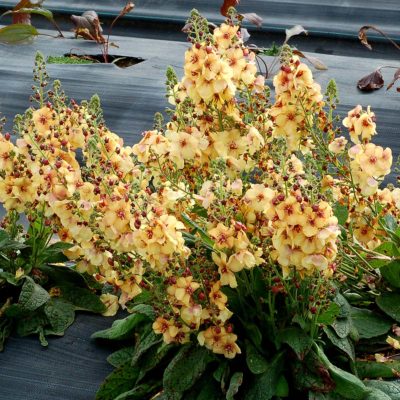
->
[241, 13, 262, 27]
[357, 69, 384, 91]
[387, 68, 400, 91]
[11, 0, 43, 24]
[220, 0, 240, 17]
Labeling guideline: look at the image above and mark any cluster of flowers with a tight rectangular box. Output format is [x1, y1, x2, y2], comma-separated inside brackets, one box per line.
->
[1, 12, 399, 357]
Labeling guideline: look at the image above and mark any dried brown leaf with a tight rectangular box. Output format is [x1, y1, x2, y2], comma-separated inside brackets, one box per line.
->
[241, 13, 262, 27]
[220, 0, 240, 17]
[71, 10, 105, 43]
[357, 69, 384, 91]
[292, 49, 328, 70]
[387, 68, 400, 91]
[359, 26, 373, 50]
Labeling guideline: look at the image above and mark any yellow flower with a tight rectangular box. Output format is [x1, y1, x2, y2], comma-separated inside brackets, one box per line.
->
[209, 223, 235, 249]
[167, 276, 200, 307]
[386, 336, 400, 350]
[212, 252, 238, 288]
[213, 23, 239, 49]
[244, 184, 275, 213]
[209, 281, 228, 310]
[100, 293, 119, 316]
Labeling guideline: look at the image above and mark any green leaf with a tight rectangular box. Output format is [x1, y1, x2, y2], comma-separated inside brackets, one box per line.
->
[114, 382, 160, 400]
[316, 302, 340, 325]
[96, 362, 140, 400]
[181, 212, 215, 250]
[334, 203, 348, 226]
[92, 314, 147, 340]
[280, 327, 313, 360]
[107, 347, 135, 368]
[15, 311, 48, 338]
[163, 344, 214, 394]
[350, 307, 392, 339]
[380, 260, 400, 288]
[1, 8, 54, 22]
[58, 284, 105, 313]
[19, 277, 50, 311]
[365, 380, 400, 399]
[376, 293, 400, 322]
[246, 352, 285, 400]
[132, 329, 162, 365]
[275, 375, 289, 397]
[226, 372, 243, 400]
[365, 388, 392, 400]
[330, 317, 351, 338]
[44, 298, 75, 334]
[185, 370, 223, 400]
[355, 360, 400, 379]
[315, 345, 368, 400]
[41, 241, 74, 263]
[0, 24, 38, 44]
[323, 326, 355, 361]
[334, 293, 351, 318]
[245, 339, 269, 374]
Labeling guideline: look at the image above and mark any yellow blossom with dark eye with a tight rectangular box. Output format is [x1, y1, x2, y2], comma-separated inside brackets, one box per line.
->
[213, 23, 239, 49]
[167, 276, 200, 307]
[208, 223, 235, 249]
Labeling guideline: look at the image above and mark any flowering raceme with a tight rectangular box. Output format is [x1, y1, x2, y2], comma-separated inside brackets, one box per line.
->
[1, 12, 399, 365]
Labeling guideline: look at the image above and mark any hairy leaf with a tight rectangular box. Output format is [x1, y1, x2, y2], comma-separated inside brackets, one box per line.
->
[96, 362, 140, 400]
[356, 360, 400, 379]
[163, 345, 214, 394]
[107, 347, 135, 368]
[376, 293, 400, 322]
[350, 307, 392, 338]
[19, 277, 50, 311]
[280, 326, 313, 360]
[44, 298, 75, 334]
[226, 372, 243, 400]
[323, 326, 355, 361]
[246, 340, 269, 374]
[365, 380, 400, 399]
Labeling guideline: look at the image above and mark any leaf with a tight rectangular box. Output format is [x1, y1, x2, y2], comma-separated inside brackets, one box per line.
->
[185, 370, 223, 400]
[0, 23, 38, 44]
[58, 284, 105, 313]
[334, 293, 351, 318]
[292, 50, 328, 70]
[10, 0, 44, 24]
[365, 388, 392, 400]
[376, 293, 400, 322]
[350, 307, 392, 338]
[220, 0, 240, 17]
[15, 311, 48, 338]
[315, 345, 369, 400]
[246, 352, 285, 400]
[107, 347, 135, 368]
[44, 298, 75, 334]
[226, 372, 243, 400]
[18, 277, 50, 311]
[163, 344, 214, 394]
[96, 362, 140, 400]
[323, 326, 355, 361]
[280, 326, 313, 360]
[285, 25, 307, 44]
[245, 340, 269, 374]
[355, 360, 400, 379]
[357, 70, 384, 91]
[380, 260, 400, 288]
[181, 213, 215, 250]
[132, 329, 162, 365]
[275, 375, 289, 397]
[2, 8, 54, 24]
[333, 203, 349, 226]
[331, 317, 351, 339]
[91, 309, 152, 340]
[359, 26, 373, 50]
[317, 302, 340, 325]
[365, 380, 400, 399]
[71, 10, 105, 43]
[114, 382, 160, 400]
[241, 13, 263, 27]
[41, 241, 74, 263]
[386, 68, 400, 90]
